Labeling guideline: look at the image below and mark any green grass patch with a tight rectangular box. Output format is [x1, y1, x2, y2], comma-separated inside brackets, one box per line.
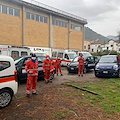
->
[67, 78, 120, 114]
[53, 112, 66, 119]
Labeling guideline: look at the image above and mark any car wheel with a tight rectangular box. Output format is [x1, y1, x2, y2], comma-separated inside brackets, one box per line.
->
[83, 67, 87, 74]
[50, 73, 54, 80]
[95, 71, 99, 77]
[0, 89, 13, 109]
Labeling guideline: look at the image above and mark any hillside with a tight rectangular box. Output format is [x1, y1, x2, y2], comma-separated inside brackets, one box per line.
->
[85, 27, 109, 41]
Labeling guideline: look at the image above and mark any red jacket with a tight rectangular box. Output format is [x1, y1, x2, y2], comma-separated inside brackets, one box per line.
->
[77, 56, 85, 65]
[25, 59, 38, 76]
[43, 59, 51, 70]
[56, 59, 62, 66]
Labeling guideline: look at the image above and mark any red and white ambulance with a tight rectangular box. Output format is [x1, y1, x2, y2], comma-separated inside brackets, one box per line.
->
[0, 55, 18, 108]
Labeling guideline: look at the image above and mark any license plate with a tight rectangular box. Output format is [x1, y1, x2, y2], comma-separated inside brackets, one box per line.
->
[103, 71, 108, 74]
[71, 68, 74, 70]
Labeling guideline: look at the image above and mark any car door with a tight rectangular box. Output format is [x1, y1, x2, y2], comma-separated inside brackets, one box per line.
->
[86, 56, 95, 69]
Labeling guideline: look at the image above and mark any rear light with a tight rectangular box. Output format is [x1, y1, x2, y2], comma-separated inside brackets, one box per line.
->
[14, 70, 17, 82]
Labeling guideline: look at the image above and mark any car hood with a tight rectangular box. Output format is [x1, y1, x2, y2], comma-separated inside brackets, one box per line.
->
[98, 63, 117, 68]
[69, 62, 79, 66]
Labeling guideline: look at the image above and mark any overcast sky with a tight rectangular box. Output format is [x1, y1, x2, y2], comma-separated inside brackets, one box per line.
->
[25, 0, 120, 37]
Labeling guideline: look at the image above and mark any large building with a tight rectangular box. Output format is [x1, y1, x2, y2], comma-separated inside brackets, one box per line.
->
[0, 0, 87, 51]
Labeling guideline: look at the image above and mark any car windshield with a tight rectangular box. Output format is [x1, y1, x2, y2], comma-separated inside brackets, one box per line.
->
[81, 52, 92, 57]
[72, 56, 79, 62]
[68, 53, 77, 59]
[99, 56, 117, 63]
[14, 57, 23, 65]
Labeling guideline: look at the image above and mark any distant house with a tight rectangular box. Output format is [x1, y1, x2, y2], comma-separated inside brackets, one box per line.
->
[89, 39, 120, 53]
[84, 40, 91, 51]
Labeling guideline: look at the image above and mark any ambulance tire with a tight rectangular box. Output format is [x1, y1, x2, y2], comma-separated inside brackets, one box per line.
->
[83, 67, 87, 74]
[0, 89, 13, 109]
[50, 73, 54, 80]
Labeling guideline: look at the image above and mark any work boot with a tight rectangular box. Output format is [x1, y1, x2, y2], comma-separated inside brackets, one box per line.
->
[48, 80, 52, 83]
[27, 94, 30, 98]
[57, 74, 58, 76]
[32, 93, 38, 95]
[61, 74, 63, 76]
[81, 75, 83, 77]
[78, 74, 80, 77]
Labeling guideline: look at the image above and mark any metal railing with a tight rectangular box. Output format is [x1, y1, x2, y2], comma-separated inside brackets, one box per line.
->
[22, 0, 87, 23]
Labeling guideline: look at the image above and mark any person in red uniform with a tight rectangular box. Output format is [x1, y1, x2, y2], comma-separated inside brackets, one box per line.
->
[56, 56, 63, 76]
[77, 54, 85, 77]
[43, 55, 52, 83]
[25, 54, 38, 97]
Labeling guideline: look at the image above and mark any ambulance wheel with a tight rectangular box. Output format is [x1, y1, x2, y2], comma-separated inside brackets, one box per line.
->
[83, 67, 87, 74]
[0, 89, 13, 109]
[50, 73, 54, 80]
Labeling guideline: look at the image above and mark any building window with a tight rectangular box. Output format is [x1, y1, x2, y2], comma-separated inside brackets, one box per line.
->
[71, 24, 82, 31]
[31, 14, 34, 20]
[107, 47, 109, 50]
[0, 5, 1, 13]
[52, 19, 67, 28]
[2, 5, 7, 14]
[14, 9, 20, 17]
[9, 7, 13, 15]
[111, 45, 113, 47]
[26, 12, 30, 19]
[40, 16, 43, 22]
[0, 50, 1, 55]
[36, 15, 39, 21]
[119, 48, 120, 51]
[92, 49, 94, 52]
[84, 46, 86, 49]
[44, 17, 47, 23]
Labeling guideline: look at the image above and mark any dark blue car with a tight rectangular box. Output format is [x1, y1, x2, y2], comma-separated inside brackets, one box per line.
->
[94, 55, 120, 77]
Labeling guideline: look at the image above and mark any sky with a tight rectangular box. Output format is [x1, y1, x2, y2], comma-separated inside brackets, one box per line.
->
[25, 0, 120, 37]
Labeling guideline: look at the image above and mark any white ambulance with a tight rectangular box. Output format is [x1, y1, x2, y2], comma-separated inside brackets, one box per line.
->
[52, 49, 77, 66]
[0, 45, 31, 60]
[0, 55, 18, 108]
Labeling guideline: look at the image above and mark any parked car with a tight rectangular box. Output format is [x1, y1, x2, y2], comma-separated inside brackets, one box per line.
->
[15, 56, 55, 83]
[67, 56, 96, 73]
[77, 52, 92, 57]
[0, 55, 18, 108]
[94, 55, 120, 77]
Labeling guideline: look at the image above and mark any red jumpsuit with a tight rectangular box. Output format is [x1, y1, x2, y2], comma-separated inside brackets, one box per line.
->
[43, 59, 51, 82]
[56, 59, 62, 75]
[77, 56, 85, 75]
[25, 59, 38, 95]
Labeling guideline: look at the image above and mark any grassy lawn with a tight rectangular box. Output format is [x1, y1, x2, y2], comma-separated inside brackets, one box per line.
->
[67, 78, 120, 115]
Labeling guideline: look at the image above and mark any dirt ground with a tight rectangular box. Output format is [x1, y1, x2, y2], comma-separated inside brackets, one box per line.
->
[0, 67, 113, 120]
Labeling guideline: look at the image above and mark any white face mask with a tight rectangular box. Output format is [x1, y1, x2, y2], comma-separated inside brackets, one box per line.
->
[47, 57, 49, 60]
[32, 57, 36, 60]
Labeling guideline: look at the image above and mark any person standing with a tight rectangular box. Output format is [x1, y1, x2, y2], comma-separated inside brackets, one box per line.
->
[25, 54, 38, 97]
[56, 56, 63, 76]
[43, 55, 52, 83]
[77, 54, 85, 77]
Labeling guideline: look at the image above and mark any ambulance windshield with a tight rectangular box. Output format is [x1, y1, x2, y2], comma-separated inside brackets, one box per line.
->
[68, 53, 77, 59]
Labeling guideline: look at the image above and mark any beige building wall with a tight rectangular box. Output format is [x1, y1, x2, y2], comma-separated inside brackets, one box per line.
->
[52, 25, 68, 49]
[70, 29, 83, 50]
[84, 40, 91, 51]
[0, 1, 22, 46]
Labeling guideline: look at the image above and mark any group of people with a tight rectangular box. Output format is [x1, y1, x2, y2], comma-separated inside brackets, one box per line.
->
[25, 53, 85, 97]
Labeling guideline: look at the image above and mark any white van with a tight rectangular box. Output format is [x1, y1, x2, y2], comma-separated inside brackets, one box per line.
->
[52, 50, 77, 66]
[0, 45, 31, 60]
[0, 55, 18, 108]
[78, 52, 92, 57]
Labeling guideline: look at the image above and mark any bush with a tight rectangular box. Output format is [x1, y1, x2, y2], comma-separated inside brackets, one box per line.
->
[92, 50, 120, 56]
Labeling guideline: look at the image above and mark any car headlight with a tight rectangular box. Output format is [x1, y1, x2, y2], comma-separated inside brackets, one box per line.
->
[113, 65, 118, 70]
[96, 64, 99, 69]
